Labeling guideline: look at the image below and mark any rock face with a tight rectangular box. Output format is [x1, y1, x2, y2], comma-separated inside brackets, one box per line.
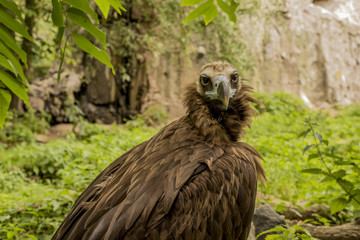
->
[27, 0, 360, 123]
[240, 0, 360, 107]
[28, 66, 82, 123]
[29, 63, 119, 124]
[129, 0, 360, 120]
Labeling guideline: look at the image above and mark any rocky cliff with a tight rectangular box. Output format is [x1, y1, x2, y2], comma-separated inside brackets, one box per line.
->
[28, 0, 360, 123]
[240, 0, 360, 108]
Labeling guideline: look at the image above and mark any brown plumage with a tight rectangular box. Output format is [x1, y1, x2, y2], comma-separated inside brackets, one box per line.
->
[52, 61, 265, 240]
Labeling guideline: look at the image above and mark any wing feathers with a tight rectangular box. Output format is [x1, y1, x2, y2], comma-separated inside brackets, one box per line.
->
[53, 115, 262, 240]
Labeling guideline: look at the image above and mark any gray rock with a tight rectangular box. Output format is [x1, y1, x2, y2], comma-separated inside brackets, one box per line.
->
[82, 103, 117, 124]
[29, 97, 45, 112]
[253, 204, 286, 240]
[86, 60, 117, 105]
[239, 0, 360, 107]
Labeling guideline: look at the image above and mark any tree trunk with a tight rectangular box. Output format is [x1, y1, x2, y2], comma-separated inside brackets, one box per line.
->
[22, 0, 36, 80]
[301, 223, 360, 240]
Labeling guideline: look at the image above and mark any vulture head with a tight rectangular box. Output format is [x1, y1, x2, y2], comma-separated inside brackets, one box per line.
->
[184, 61, 258, 143]
[198, 61, 240, 113]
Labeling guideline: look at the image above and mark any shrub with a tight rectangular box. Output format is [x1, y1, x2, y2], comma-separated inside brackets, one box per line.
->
[0, 110, 51, 146]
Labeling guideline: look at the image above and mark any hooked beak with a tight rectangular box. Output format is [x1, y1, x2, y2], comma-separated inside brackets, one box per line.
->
[205, 75, 236, 110]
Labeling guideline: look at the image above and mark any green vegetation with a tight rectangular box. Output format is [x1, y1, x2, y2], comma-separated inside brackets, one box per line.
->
[248, 93, 360, 224]
[0, 110, 50, 147]
[0, 92, 359, 239]
[256, 224, 314, 240]
[0, 121, 157, 239]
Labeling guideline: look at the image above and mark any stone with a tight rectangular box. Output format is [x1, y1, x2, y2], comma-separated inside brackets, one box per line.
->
[86, 60, 117, 105]
[82, 103, 117, 124]
[253, 204, 286, 240]
[27, 64, 84, 123]
[29, 96, 45, 112]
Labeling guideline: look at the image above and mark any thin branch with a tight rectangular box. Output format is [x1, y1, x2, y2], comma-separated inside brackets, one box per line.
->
[306, 120, 360, 205]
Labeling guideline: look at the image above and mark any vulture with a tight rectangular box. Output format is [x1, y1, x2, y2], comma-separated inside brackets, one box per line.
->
[53, 61, 265, 240]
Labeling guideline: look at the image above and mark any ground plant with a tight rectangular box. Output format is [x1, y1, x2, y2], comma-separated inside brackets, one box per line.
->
[0, 92, 359, 239]
[256, 224, 314, 240]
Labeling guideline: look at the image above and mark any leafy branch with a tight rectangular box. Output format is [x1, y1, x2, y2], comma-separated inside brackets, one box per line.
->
[181, 0, 239, 25]
[301, 118, 360, 216]
[256, 224, 315, 240]
[0, 0, 126, 130]
[181, 0, 263, 25]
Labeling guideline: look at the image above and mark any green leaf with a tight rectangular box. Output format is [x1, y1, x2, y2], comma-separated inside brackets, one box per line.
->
[55, 26, 65, 45]
[353, 210, 360, 218]
[0, 88, 11, 129]
[228, 12, 236, 23]
[26, 234, 37, 240]
[337, 178, 354, 192]
[304, 128, 311, 138]
[334, 160, 354, 166]
[181, 0, 205, 6]
[184, 0, 213, 23]
[308, 153, 319, 160]
[256, 225, 287, 239]
[217, 0, 237, 22]
[33, 166, 39, 175]
[0, 40, 27, 84]
[301, 168, 323, 174]
[57, 35, 70, 82]
[203, 4, 218, 25]
[94, 0, 110, 19]
[105, 0, 126, 14]
[0, 6, 33, 41]
[63, 0, 99, 23]
[48, 166, 54, 174]
[323, 139, 329, 146]
[321, 175, 335, 183]
[72, 33, 114, 74]
[217, 0, 230, 14]
[351, 197, 360, 210]
[330, 197, 348, 214]
[6, 231, 16, 239]
[228, 0, 238, 22]
[302, 144, 314, 154]
[52, 0, 64, 27]
[314, 133, 323, 144]
[67, 8, 106, 48]
[0, 54, 16, 73]
[325, 153, 343, 160]
[298, 128, 311, 138]
[350, 190, 360, 205]
[0, 24, 27, 66]
[332, 170, 346, 179]
[265, 235, 284, 240]
[0, 0, 22, 20]
[0, 69, 29, 106]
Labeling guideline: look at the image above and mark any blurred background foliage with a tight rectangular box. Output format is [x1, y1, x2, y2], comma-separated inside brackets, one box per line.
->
[0, 92, 359, 239]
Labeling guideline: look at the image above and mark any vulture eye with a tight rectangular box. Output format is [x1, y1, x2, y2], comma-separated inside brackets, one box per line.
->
[231, 72, 238, 83]
[200, 74, 210, 85]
